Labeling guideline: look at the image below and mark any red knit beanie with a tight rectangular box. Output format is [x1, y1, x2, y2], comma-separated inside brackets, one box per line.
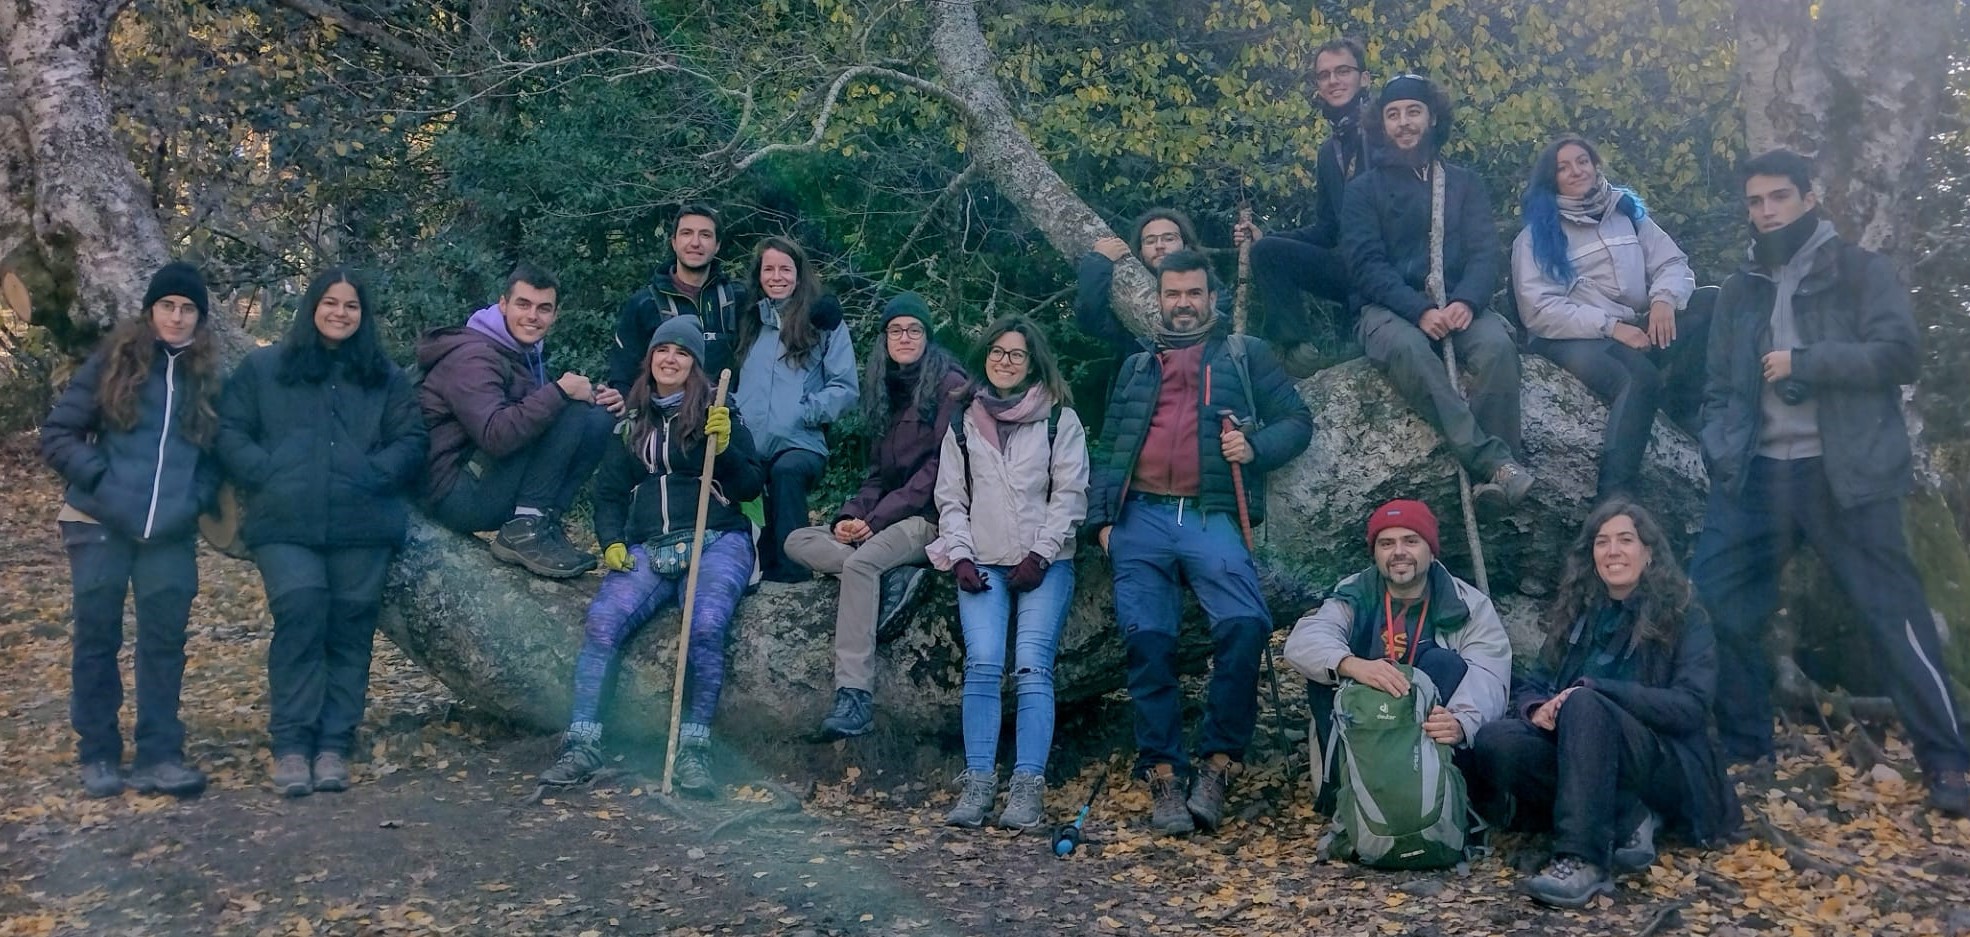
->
[1366, 499, 1440, 557]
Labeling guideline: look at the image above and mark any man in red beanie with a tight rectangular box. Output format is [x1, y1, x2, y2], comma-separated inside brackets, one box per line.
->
[1282, 498, 1511, 814]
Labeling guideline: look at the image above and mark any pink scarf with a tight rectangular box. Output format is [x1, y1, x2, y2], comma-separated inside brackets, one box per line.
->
[968, 385, 1054, 451]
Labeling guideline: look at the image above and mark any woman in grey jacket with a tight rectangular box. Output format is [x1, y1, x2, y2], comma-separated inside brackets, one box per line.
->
[1512, 134, 1706, 502]
[929, 316, 1090, 830]
[732, 237, 858, 582]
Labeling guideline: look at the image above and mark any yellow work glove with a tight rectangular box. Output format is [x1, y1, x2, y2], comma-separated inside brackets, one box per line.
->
[603, 542, 635, 572]
[705, 405, 732, 456]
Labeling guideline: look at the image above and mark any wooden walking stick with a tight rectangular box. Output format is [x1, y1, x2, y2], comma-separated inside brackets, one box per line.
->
[1424, 163, 1490, 594]
[1234, 202, 1254, 336]
[662, 368, 733, 796]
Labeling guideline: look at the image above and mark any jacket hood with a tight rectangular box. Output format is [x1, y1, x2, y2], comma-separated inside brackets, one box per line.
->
[416, 324, 508, 371]
[465, 304, 529, 354]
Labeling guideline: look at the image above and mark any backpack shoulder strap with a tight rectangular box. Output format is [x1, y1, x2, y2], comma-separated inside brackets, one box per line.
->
[1225, 334, 1262, 426]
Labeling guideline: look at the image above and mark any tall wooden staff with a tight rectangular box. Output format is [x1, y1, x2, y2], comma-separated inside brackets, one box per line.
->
[661, 368, 733, 795]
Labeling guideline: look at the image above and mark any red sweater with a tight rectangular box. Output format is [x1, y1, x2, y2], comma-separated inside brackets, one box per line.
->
[1130, 343, 1204, 497]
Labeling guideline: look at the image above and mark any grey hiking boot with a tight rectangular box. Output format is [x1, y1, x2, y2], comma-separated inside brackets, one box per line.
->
[272, 754, 313, 797]
[1187, 757, 1233, 832]
[875, 566, 927, 643]
[80, 761, 123, 799]
[998, 772, 1047, 830]
[491, 515, 597, 579]
[817, 688, 874, 740]
[1148, 769, 1194, 836]
[1473, 461, 1535, 511]
[1929, 771, 1969, 818]
[1611, 808, 1659, 872]
[1525, 854, 1615, 909]
[1282, 341, 1326, 380]
[673, 745, 717, 799]
[312, 752, 351, 792]
[945, 771, 998, 828]
[129, 760, 207, 798]
[538, 739, 605, 787]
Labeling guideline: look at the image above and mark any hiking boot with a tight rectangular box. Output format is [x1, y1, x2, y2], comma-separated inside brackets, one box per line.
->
[875, 566, 927, 643]
[1148, 769, 1195, 836]
[998, 771, 1047, 830]
[537, 738, 606, 787]
[312, 752, 351, 792]
[1525, 854, 1615, 909]
[272, 754, 313, 797]
[80, 761, 123, 799]
[817, 688, 874, 740]
[491, 515, 597, 579]
[1473, 461, 1534, 511]
[1928, 771, 1970, 818]
[673, 744, 717, 799]
[1186, 757, 1233, 832]
[129, 760, 207, 798]
[1611, 808, 1660, 872]
[945, 771, 998, 829]
[1282, 341, 1326, 380]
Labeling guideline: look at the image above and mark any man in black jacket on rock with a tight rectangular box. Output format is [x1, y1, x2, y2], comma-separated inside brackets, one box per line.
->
[610, 203, 749, 396]
[1342, 74, 1532, 509]
[1690, 149, 1969, 816]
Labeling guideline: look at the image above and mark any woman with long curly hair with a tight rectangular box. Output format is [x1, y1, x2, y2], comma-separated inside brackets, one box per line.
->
[1468, 500, 1740, 908]
[40, 261, 225, 799]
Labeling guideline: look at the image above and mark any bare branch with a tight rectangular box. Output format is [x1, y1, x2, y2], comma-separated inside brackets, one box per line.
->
[732, 65, 972, 171]
[882, 162, 979, 284]
[271, 0, 441, 74]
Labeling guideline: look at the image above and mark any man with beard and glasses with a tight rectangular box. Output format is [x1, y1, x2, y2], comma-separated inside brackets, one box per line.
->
[610, 203, 749, 404]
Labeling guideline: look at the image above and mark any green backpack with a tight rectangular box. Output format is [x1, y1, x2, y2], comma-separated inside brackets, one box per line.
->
[1321, 665, 1472, 869]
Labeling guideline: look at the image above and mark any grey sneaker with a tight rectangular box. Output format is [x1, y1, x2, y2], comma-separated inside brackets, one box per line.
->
[537, 739, 605, 787]
[998, 772, 1047, 830]
[1186, 758, 1233, 832]
[1611, 809, 1659, 872]
[1526, 854, 1615, 909]
[1148, 771, 1195, 836]
[491, 515, 597, 579]
[312, 752, 350, 792]
[945, 771, 998, 828]
[817, 688, 874, 740]
[1473, 461, 1535, 510]
[272, 754, 313, 797]
[875, 566, 927, 643]
[1929, 771, 1969, 818]
[129, 760, 207, 798]
[80, 761, 123, 798]
[673, 745, 717, 799]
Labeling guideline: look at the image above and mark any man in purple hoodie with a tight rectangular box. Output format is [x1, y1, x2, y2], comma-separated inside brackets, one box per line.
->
[416, 263, 615, 577]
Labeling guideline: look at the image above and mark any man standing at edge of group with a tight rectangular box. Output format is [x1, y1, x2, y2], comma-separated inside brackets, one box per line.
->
[1690, 148, 1969, 816]
[1088, 249, 1313, 836]
[1235, 36, 1374, 376]
[610, 203, 749, 397]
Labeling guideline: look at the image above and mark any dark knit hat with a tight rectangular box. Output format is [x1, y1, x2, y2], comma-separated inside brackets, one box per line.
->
[1366, 499, 1440, 558]
[1377, 74, 1433, 110]
[881, 292, 931, 330]
[142, 261, 210, 321]
[648, 314, 707, 364]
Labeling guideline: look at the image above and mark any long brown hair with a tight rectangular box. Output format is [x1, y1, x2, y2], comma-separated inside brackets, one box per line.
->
[625, 344, 711, 467]
[736, 236, 823, 368]
[969, 315, 1073, 407]
[96, 313, 222, 447]
[1541, 499, 1691, 664]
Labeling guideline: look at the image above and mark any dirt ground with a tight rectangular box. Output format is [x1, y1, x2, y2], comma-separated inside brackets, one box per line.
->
[4, 432, 1970, 937]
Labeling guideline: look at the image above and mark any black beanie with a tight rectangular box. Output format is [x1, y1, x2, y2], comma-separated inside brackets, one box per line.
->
[142, 262, 210, 321]
[881, 292, 931, 330]
[1377, 74, 1434, 110]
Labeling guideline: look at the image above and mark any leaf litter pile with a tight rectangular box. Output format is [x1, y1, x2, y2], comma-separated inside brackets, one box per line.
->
[2, 432, 1969, 936]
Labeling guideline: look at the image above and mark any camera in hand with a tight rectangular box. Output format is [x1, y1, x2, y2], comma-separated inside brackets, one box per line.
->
[1775, 378, 1810, 406]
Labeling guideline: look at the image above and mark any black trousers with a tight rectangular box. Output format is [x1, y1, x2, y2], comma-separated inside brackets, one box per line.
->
[1468, 690, 1683, 869]
[760, 448, 825, 582]
[257, 543, 394, 756]
[1250, 236, 1352, 346]
[63, 521, 197, 767]
[431, 403, 615, 533]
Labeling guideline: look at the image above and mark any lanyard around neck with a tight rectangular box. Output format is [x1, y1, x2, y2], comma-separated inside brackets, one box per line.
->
[1382, 588, 1428, 665]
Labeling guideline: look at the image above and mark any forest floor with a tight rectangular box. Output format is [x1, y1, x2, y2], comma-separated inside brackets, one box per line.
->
[3, 432, 1969, 937]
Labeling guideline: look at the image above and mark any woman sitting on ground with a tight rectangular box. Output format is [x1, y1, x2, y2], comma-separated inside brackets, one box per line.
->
[216, 267, 426, 797]
[1468, 500, 1740, 909]
[536, 316, 763, 798]
[930, 315, 1089, 830]
[732, 236, 858, 583]
[1512, 134, 1707, 503]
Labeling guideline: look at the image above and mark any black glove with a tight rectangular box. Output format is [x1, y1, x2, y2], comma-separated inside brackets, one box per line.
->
[953, 558, 991, 593]
[1007, 552, 1049, 593]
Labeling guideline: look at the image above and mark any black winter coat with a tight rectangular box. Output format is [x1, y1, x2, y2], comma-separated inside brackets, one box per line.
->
[40, 343, 219, 543]
[216, 345, 427, 549]
[1701, 237, 1917, 508]
[1086, 328, 1314, 531]
[1270, 119, 1369, 251]
[1341, 156, 1501, 322]
[609, 264, 750, 393]
[591, 407, 764, 547]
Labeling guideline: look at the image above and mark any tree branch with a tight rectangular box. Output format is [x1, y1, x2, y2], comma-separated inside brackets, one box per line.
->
[271, 0, 440, 74]
[731, 65, 973, 171]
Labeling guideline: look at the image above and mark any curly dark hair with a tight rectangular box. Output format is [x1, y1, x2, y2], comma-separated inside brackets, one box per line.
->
[1540, 499, 1692, 666]
[97, 307, 222, 448]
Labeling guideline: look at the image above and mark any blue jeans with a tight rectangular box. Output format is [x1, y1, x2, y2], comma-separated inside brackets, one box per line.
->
[958, 562, 1075, 776]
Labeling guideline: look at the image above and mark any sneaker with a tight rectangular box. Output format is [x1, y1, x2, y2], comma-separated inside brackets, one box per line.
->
[875, 567, 927, 643]
[272, 754, 313, 797]
[998, 772, 1047, 830]
[945, 771, 998, 828]
[673, 745, 717, 799]
[537, 738, 605, 787]
[1525, 854, 1615, 909]
[1186, 757, 1233, 832]
[1611, 808, 1659, 872]
[1473, 461, 1535, 511]
[129, 760, 207, 798]
[312, 752, 351, 792]
[80, 761, 123, 798]
[1148, 769, 1195, 836]
[491, 515, 597, 579]
[816, 688, 874, 740]
[1928, 771, 1970, 818]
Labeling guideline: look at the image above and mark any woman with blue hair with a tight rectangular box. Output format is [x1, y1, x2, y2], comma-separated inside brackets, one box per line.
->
[1512, 135, 1708, 503]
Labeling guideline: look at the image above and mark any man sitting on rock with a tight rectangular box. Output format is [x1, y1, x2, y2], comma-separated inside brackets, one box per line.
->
[1088, 250, 1313, 835]
[417, 263, 616, 577]
[1283, 499, 1511, 811]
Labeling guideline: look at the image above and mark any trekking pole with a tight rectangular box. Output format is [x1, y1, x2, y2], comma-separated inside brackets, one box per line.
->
[1052, 770, 1109, 858]
[662, 369, 733, 796]
[1424, 162, 1489, 595]
[1221, 410, 1293, 776]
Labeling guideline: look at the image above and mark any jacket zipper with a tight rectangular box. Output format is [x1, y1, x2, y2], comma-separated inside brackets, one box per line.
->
[143, 351, 179, 540]
[658, 418, 674, 535]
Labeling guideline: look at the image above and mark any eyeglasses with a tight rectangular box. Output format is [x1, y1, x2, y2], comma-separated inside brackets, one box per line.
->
[986, 347, 1029, 365]
[1314, 65, 1362, 83]
[1139, 232, 1184, 247]
[886, 324, 926, 339]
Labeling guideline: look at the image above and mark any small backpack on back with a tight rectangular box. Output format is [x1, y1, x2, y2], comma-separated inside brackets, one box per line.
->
[1321, 664, 1471, 870]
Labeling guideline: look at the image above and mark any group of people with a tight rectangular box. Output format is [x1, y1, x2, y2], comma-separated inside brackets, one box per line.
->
[39, 37, 1969, 910]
